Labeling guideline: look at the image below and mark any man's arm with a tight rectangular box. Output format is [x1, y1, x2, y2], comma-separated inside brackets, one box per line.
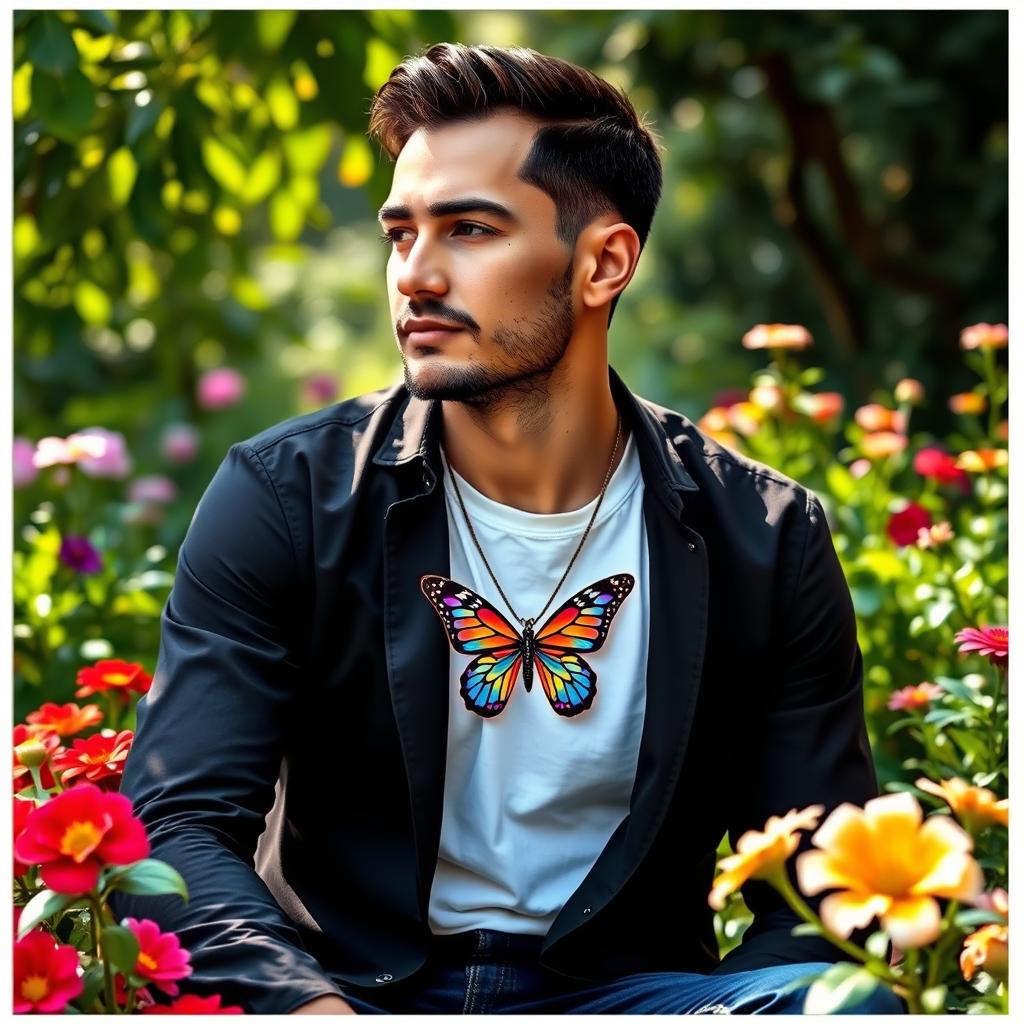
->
[109, 444, 348, 1014]
[712, 491, 886, 974]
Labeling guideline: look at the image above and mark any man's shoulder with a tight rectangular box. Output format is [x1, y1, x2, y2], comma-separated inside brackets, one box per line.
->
[634, 391, 814, 512]
[237, 381, 404, 457]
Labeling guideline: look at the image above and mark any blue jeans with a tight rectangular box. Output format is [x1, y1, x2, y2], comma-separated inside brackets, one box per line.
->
[336, 929, 906, 1014]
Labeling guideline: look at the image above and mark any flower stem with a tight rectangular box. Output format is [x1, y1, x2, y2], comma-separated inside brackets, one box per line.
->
[89, 895, 118, 1014]
[989, 666, 1006, 771]
[924, 900, 960, 994]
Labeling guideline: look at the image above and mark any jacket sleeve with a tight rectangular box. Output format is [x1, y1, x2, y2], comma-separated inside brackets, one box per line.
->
[712, 490, 887, 975]
[109, 443, 345, 1014]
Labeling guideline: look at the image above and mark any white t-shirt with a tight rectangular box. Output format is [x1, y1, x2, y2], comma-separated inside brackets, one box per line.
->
[427, 432, 650, 936]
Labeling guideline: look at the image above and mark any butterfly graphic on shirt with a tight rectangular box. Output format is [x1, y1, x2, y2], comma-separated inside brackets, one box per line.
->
[420, 573, 635, 719]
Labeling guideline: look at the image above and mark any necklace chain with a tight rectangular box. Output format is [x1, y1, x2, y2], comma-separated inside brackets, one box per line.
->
[443, 415, 623, 628]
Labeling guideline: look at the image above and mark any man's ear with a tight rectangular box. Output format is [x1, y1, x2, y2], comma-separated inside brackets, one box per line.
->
[579, 221, 642, 313]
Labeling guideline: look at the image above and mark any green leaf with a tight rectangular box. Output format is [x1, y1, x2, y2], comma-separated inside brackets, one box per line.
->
[100, 923, 140, 973]
[934, 676, 979, 702]
[28, 12, 79, 76]
[803, 963, 884, 1015]
[240, 149, 281, 204]
[955, 908, 1008, 928]
[105, 859, 189, 901]
[202, 137, 248, 194]
[32, 66, 96, 141]
[825, 462, 857, 504]
[266, 74, 299, 131]
[13, 63, 33, 119]
[126, 97, 163, 147]
[282, 125, 333, 175]
[791, 922, 824, 937]
[71, 963, 106, 1012]
[107, 146, 139, 207]
[255, 9, 297, 51]
[73, 281, 112, 325]
[18, 889, 80, 937]
[269, 190, 304, 241]
[364, 37, 401, 92]
[75, 10, 117, 34]
[926, 599, 956, 630]
[338, 135, 374, 188]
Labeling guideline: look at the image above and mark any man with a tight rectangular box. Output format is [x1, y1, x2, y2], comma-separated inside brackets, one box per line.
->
[113, 44, 903, 1014]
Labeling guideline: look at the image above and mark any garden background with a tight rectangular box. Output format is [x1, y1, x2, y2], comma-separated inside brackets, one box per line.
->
[12, 8, 1010, 1016]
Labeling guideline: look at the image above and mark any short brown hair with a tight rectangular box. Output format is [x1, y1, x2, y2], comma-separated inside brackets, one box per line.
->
[368, 43, 663, 259]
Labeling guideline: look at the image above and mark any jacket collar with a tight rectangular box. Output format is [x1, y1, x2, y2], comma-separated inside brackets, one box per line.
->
[371, 365, 699, 513]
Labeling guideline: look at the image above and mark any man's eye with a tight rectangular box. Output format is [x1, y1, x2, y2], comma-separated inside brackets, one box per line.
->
[378, 229, 410, 246]
[453, 222, 494, 237]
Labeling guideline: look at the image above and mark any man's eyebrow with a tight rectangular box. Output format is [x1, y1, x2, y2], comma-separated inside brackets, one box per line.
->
[377, 197, 519, 224]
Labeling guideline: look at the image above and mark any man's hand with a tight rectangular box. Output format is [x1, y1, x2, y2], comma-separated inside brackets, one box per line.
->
[291, 994, 357, 1014]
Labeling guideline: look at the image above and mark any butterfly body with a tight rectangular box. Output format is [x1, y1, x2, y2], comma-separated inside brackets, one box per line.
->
[420, 574, 635, 718]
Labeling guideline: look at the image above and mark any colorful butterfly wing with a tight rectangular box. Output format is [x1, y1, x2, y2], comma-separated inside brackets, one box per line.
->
[533, 574, 635, 717]
[420, 575, 523, 716]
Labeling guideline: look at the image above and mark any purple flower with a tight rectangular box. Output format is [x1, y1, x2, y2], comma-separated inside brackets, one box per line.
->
[197, 368, 246, 410]
[59, 536, 103, 574]
[14, 438, 39, 488]
[159, 423, 200, 465]
[127, 475, 177, 505]
[74, 428, 133, 479]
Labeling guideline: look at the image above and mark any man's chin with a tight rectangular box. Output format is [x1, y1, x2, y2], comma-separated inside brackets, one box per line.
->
[403, 359, 509, 403]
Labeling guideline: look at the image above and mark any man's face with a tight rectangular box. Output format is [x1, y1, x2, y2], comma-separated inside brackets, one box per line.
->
[380, 110, 576, 405]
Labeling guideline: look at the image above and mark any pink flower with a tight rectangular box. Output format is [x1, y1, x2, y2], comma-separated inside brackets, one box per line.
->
[197, 368, 246, 410]
[888, 682, 943, 712]
[142, 993, 244, 1014]
[122, 918, 192, 996]
[917, 522, 954, 549]
[59, 535, 103, 574]
[127, 475, 178, 505]
[886, 502, 931, 547]
[33, 433, 107, 469]
[75, 428, 133, 479]
[14, 437, 39, 488]
[159, 423, 200, 465]
[913, 447, 969, 491]
[13, 929, 84, 1013]
[954, 626, 1008, 668]
[741, 323, 813, 351]
[302, 372, 341, 406]
[959, 323, 1008, 351]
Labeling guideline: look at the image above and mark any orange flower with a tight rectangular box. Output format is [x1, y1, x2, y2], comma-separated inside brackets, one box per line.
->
[959, 323, 1008, 351]
[51, 730, 134, 789]
[854, 403, 905, 433]
[955, 448, 1008, 472]
[697, 407, 741, 448]
[960, 924, 1008, 982]
[75, 659, 153, 702]
[949, 392, 986, 415]
[742, 323, 813, 351]
[709, 805, 824, 911]
[25, 702, 104, 739]
[796, 391, 844, 424]
[887, 682, 943, 712]
[726, 401, 764, 437]
[796, 792, 984, 948]
[916, 777, 1007, 832]
[894, 378, 924, 405]
[860, 431, 908, 459]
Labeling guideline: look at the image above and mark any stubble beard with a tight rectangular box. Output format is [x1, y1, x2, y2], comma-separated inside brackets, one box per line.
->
[402, 259, 575, 415]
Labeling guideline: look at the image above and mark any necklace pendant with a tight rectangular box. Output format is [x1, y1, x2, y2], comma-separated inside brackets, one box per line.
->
[522, 619, 535, 693]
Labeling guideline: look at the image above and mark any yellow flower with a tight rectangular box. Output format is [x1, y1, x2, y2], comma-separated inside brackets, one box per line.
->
[960, 924, 1008, 982]
[955, 448, 1008, 472]
[741, 323, 813, 351]
[916, 777, 1008, 832]
[796, 792, 984, 948]
[709, 805, 824, 911]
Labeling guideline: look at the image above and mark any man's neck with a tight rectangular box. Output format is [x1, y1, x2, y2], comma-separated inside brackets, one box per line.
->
[438, 358, 626, 515]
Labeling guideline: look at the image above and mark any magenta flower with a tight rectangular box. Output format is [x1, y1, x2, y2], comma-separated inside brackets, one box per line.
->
[122, 918, 193, 996]
[954, 626, 1008, 668]
[127, 475, 178, 505]
[197, 368, 246, 410]
[886, 502, 932, 547]
[159, 423, 200, 465]
[888, 682, 943, 712]
[59, 536, 103, 574]
[14, 437, 39, 488]
[302, 372, 340, 406]
[75, 428, 133, 479]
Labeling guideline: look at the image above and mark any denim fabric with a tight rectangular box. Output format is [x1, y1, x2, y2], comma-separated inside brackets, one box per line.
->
[336, 930, 906, 1014]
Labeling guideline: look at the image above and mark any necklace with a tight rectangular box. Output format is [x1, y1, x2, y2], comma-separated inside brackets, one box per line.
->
[442, 414, 623, 648]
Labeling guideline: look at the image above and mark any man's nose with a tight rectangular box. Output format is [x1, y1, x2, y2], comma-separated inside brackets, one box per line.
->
[395, 237, 448, 299]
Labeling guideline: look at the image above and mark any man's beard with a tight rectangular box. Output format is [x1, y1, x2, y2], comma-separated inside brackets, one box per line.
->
[402, 259, 575, 409]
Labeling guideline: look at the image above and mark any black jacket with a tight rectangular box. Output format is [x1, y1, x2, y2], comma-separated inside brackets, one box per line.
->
[112, 366, 880, 1014]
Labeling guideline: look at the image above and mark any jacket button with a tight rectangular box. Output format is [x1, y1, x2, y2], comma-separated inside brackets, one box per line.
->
[375, 973, 393, 984]
[687, 542, 696, 552]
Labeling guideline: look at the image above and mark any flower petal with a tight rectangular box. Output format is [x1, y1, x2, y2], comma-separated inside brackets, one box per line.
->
[883, 896, 942, 948]
[819, 891, 892, 939]
[41, 856, 102, 894]
[796, 850, 865, 896]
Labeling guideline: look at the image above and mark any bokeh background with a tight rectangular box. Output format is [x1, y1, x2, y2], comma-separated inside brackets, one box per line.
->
[11, 11, 1010, 999]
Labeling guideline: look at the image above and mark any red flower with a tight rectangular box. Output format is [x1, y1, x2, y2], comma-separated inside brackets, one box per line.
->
[14, 796, 34, 876]
[13, 725, 60, 794]
[13, 929, 85, 1013]
[13, 783, 150, 893]
[886, 502, 932, 547]
[52, 730, 134, 789]
[26, 701, 104, 739]
[888, 682, 943, 712]
[123, 918, 192, 996]
[75, 659, 153, 702]
[954, 626, 1008, 668]
[143, 993, 245, 1014]
[913, 447, 969, 491]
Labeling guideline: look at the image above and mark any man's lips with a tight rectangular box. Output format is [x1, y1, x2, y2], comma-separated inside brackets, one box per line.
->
[405, 327, 464, 345]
